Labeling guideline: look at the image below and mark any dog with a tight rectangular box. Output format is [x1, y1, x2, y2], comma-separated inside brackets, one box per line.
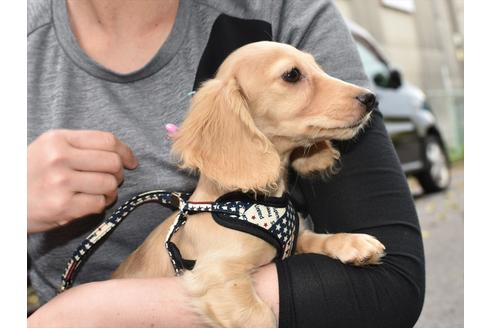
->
[112, 41, 385, 328]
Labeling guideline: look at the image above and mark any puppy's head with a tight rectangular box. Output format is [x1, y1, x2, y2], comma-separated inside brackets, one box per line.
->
[173, 41, 375, 190]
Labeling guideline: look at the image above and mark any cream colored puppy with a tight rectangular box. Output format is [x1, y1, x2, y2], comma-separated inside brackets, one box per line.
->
[113, 41, 385, 328]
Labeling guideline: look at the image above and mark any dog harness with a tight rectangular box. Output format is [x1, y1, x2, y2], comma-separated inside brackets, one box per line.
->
[60, 190, 299, 291]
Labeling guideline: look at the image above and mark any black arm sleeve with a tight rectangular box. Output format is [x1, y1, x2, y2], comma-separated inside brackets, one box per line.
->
[277, 110, 425, 328]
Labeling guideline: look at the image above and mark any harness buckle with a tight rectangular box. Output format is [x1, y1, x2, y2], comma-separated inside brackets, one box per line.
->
[170, 192, 185, 211]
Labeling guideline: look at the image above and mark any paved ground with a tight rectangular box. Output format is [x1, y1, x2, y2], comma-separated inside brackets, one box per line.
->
[412, 163, 464, 328]
[28, 164, 465, 325]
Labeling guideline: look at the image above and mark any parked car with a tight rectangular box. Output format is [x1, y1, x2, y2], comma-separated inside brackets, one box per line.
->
[348, 21, 451, 193]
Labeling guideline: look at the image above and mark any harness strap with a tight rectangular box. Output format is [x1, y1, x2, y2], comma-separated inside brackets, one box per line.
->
[164, 200, 226, 275]
[163, 196, 189, 276]
[60, 190, 298, 292]
[60, 190, 191, 292]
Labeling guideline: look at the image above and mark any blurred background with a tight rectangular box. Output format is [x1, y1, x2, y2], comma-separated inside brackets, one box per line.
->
[335, 0, 463, 327]
[337, 0, 463, 159]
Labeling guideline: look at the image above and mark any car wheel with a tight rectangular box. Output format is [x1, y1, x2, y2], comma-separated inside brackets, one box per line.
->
[416, 134, 451, 193]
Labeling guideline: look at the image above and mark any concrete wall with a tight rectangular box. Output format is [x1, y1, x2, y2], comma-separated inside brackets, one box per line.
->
[336, 0, 421, 86]
[335, 0, 464, 152]
[379, 6, 421, 86]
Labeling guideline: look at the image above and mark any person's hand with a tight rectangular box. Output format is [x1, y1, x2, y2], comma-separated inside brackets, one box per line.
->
[27, 129, 138, 234]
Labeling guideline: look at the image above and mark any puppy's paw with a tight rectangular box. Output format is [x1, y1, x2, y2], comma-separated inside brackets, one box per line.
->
[242, 300, 277, 328]
[324, 233, 386, 266]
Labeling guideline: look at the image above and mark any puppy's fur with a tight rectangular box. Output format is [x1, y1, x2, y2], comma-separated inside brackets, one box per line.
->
[113, 41, 385, 328]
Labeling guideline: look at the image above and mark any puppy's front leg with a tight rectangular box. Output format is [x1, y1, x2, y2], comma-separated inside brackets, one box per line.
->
[296, 228, 386, 266]
[183, 258, 276, 328]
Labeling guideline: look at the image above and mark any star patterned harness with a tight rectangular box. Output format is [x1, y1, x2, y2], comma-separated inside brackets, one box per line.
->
[60, 190, 299, 291]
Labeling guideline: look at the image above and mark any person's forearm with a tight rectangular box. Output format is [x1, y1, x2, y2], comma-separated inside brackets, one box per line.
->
[28, 264, 279, 327]
[253, 262, 280, 320]
[28, 277, 202, 328]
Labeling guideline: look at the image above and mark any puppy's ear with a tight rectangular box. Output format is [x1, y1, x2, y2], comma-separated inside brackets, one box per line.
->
[290, 141, 340, 176]
[172, 79, 281, 192]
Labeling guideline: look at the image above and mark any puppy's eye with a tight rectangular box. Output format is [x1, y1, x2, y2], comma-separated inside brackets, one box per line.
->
[282, 68, 302, 83]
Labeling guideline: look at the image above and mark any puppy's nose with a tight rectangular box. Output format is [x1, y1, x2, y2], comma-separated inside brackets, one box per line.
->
[356, 92, 377, 112]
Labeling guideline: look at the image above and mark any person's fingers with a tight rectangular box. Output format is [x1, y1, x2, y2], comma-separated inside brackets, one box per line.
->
[67, 148, 124, 184]
[70, 171, 119, 196]
[104, 189, 118, 206]
[66, 193, 107, 220]
[113, 169, 124, 186]
[63, 130, 138, 169]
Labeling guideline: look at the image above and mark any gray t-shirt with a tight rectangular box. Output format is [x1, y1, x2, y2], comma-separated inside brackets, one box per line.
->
[28, 0, 368, 303]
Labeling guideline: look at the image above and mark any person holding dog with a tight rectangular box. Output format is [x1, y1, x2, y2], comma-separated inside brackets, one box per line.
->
[28, 0, 425, 327]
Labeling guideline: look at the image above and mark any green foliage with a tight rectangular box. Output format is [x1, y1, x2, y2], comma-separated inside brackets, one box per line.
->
[448, 145, 464, 163]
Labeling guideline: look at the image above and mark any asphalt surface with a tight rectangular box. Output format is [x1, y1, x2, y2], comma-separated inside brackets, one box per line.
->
[412, 163, 464, 328]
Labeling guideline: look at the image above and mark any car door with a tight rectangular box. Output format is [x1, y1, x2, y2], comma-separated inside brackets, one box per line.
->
[354, 38, 423, 171]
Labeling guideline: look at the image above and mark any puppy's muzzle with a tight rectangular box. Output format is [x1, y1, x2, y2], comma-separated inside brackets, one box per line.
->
[356, 92, 378, 113]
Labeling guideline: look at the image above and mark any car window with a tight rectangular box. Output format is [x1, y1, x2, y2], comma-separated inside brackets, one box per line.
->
[355, 41, 392, 88]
